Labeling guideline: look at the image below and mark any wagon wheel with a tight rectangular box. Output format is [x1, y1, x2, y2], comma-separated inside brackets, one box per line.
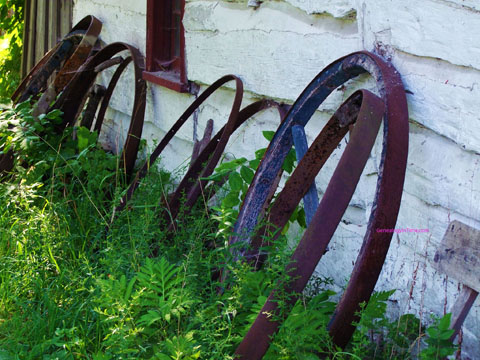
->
[233, 51, 409, 359]
[11, 15, 102, 105]
[114, 75, 289, 239]
[50, 42, 147, 180]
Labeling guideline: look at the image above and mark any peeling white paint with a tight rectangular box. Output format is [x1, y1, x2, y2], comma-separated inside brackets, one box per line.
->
[362, 0, 480, 70]
[284, 0, 357, 19]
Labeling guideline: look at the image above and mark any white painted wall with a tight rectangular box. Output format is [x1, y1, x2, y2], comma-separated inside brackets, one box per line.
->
[73, 0, 480, 356]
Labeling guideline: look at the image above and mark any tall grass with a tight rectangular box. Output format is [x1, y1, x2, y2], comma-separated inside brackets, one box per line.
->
[0, 101, 456, 359]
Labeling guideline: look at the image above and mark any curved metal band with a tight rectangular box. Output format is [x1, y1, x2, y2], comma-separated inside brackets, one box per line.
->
[2, 16, 102, 176]
[247, 91, 363, 263]
[12, 40, 73, 103]
[52, 16, 103, 93]
[167, 99, 288, 224]
[116, 75, 243, 213]
[116, 76, 288, 231]
[11, 15, 102, 104]
[234, 51, 409, 359]
[51, 42, 146, 178]
[94, 56, 133, 133]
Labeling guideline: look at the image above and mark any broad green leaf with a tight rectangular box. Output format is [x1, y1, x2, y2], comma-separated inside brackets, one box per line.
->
[438, 313, 452, 331]
[255, 148, 266, 160]
[282, 148, 297, 174]
[297, 207, 307, 228]
[426, 327, 439, 339]
[46, 109, 63, 120]
[228, 171, 243, 191]
[202, 169, 230, 182]
[77, 127, 98, 152]
[240, 165, 254, 184]
[222, 191, 240, 208]
[438, 329, 455, 340]
[262, 130, 275, 141]
[215, 157, 247, 172]
[249, 158, 261, 170]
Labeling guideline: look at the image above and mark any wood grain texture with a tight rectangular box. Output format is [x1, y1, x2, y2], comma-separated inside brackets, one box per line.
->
[21, 0, 72, 76]
[433, 221, 480, 341]
[449, 285, 479, 340]
[433, 220, 480, 292]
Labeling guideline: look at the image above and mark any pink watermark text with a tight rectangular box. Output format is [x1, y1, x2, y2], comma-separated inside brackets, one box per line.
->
[376, 228, 429, 234]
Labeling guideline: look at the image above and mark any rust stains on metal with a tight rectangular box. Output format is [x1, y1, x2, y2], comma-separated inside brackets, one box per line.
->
[115, 75, 287, 235]
[2, 16, 103, 176]
[52, 42, 146, 178]
[7, 17, 145, 179]
[12, 15, 102, 105]
[233, 51, 409, 359]
[81, 84, 107, 130]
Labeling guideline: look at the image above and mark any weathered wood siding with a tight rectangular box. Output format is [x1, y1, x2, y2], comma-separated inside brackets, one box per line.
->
[21, 0, 72, 77]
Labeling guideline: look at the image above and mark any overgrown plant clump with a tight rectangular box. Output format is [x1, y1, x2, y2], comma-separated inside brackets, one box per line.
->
[0, 100, 457, 359]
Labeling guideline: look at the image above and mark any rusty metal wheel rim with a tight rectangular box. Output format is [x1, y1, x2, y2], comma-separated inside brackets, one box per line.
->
[233, 51, 409, 359]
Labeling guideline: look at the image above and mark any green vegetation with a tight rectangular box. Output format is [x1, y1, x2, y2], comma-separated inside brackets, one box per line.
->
[0, 100, 457, 359]
[0, 0, 23, 103]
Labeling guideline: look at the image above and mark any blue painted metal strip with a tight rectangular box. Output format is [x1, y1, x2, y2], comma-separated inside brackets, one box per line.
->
[291, 124, 319, 225]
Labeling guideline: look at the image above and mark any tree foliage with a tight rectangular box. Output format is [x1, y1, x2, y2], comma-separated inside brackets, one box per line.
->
[0, 0, 24, 103]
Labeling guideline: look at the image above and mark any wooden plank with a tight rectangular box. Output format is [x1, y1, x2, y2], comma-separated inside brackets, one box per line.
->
[34, 1, 47, 63]
[21, 0, 71, 77]
[433, 220, 480, 291]
[59, 0, 72, 38]
[48, 0, 58, 50]
[48, 0, 60, 88]
[20, 0, 31, 77]
[190, 119, 214, 166]
[449, 285, 479, 341]
[433, 220, 480, 341]
[26, 0, 37, 72]
[43, 1, 49, 56]
[56, 0, 62, 41]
